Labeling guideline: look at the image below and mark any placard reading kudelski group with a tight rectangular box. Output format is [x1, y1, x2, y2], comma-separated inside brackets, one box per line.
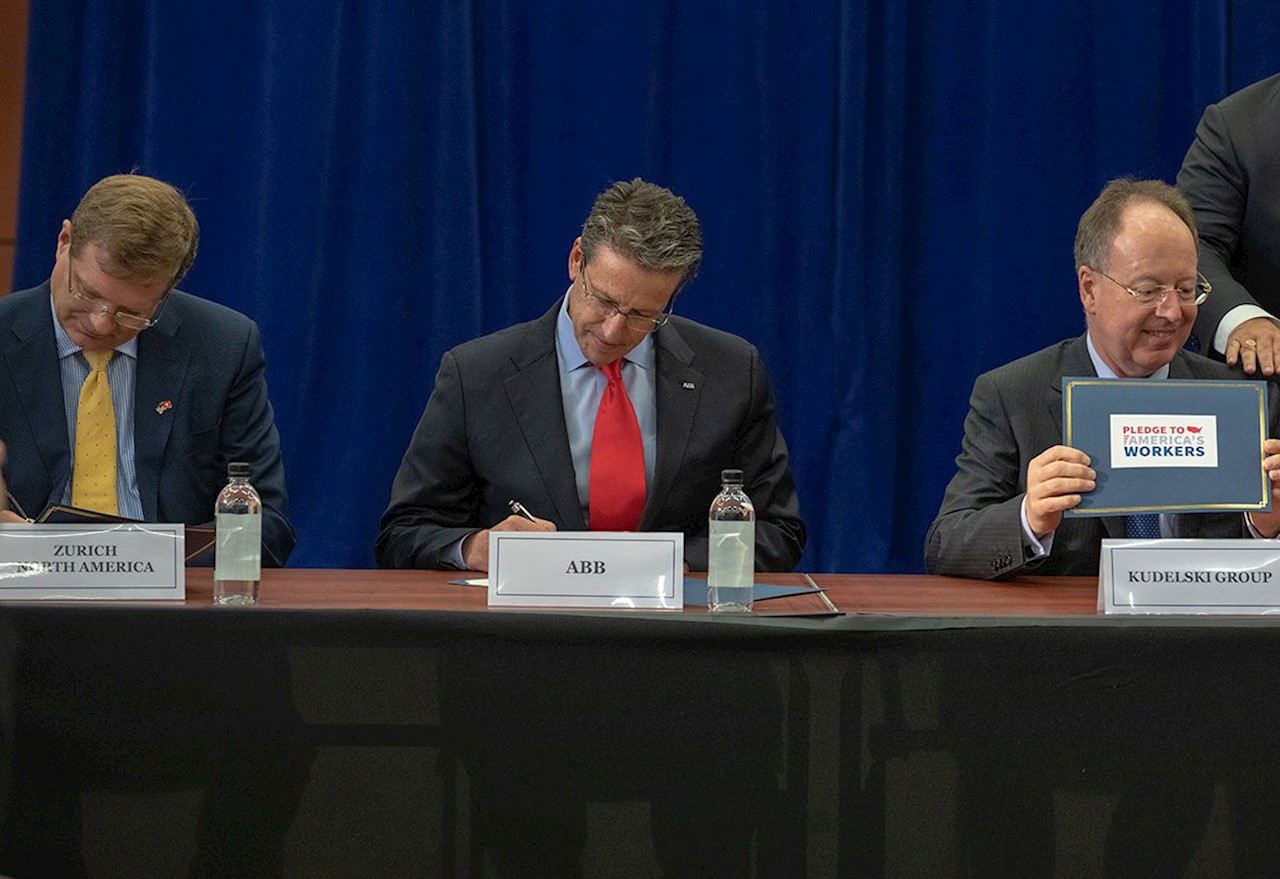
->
[1062, 377, 1270, 516]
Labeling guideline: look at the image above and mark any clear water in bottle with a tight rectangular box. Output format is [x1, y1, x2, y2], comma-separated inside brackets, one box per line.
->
[215, 462, 262, 605]
[708, 468, 755, 612]
[708, 520, 755, 611]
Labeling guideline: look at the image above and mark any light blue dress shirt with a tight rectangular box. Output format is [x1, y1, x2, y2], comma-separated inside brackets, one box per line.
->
[554, 290, 658, 523]
[443, 291, 660, 568]
[51, 295, 144, 519]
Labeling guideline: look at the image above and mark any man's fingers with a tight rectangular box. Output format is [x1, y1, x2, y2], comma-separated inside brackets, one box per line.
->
[1241, 340, 1259, 374]
[1034, 476, 1095, 497]
[1030, 493, 1082, 514]
[1257, 338, 1280, 375]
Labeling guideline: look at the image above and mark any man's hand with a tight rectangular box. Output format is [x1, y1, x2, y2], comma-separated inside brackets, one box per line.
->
[0, 441, 24, 523]
[1248, 439, 1280, 538]
[460, 514, 556, 572]
[1025, 445, 1095, 538]
[1225, 317, 1280, 375]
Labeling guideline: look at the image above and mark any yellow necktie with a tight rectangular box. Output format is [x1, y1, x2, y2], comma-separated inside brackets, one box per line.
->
[71, 350, 118, 514]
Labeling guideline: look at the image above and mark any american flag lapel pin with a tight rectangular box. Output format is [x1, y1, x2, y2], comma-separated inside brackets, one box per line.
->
[156, 400, 173, 415]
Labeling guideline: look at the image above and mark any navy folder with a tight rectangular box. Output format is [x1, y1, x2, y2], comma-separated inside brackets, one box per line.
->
[1062, 377, 1270, 516]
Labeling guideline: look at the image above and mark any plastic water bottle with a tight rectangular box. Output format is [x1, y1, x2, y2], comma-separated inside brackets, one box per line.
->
[708, 469, 755, 612]
[214, 461, 262, 605]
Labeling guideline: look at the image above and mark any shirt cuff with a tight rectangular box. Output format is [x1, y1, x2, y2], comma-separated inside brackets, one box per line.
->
[1245, 512, 1278, 540]
[1020, 496, 1054, 558]
[443, 534, 473, 570]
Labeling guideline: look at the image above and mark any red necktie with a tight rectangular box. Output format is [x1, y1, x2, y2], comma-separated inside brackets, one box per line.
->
[589, 359, 646, 531]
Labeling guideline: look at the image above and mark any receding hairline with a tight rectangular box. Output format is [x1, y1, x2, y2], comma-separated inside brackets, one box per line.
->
[1073, 178, 1196, 272]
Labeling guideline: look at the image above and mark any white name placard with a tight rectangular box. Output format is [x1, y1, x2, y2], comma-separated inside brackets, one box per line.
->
[1099, 538, 1280, 614]
[489, 531, 683, 609]
[0, 523, 186, 600]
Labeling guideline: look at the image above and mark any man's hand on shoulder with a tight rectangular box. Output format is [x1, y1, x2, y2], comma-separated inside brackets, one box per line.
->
[1025, 445, 1095, 538]
[1226, 317, 1280, 375]
[461, 514, 556, 572]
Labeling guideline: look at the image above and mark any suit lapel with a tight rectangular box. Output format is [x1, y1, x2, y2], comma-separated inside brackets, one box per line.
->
[1052, 334, 1098, 439]
[503, 305, 587, 530]
[134, 307, 190, 521]
[643, 321, 704, 530]
[1167, 350, 1196, 380]
[5, 289, 71, 501]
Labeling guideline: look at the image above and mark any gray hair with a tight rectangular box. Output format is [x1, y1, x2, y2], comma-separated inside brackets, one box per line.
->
[580, 178, 702, 284]
[1074, 178, 1196, 272]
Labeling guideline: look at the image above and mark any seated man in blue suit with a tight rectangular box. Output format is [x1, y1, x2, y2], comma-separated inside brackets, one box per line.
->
[0, 173, 293, 565]
[0, 175, 306, 878]
[376, 176, 804, 573]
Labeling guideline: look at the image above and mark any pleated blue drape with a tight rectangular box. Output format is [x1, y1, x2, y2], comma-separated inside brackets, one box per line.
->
[13, 0, 1280, 570]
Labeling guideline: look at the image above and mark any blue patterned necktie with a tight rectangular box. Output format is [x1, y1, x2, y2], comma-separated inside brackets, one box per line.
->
[1126, 513, 1161, 539]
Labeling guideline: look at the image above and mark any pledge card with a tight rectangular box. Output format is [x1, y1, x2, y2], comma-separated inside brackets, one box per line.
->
[1062, 377, 1270, 516]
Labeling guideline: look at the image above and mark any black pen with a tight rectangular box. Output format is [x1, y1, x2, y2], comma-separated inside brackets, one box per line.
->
[5, 490, 30, 521]
[508, 499, 538, 523]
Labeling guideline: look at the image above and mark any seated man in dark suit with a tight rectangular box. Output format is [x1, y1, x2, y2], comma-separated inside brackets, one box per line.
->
[376, 176, 804, 573]
[0, 173, 293, 564]
[925, 178, 1280, 877]
[0, 174, 306, 878]
[1178, 73, 1280, 376]
[378, 178, 803, 877]
[927, 179, 1280, 579]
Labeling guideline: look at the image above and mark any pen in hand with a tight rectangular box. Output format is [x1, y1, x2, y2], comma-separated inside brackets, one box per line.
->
[4, 490, 31, 522]
[508, 499, 538, 523]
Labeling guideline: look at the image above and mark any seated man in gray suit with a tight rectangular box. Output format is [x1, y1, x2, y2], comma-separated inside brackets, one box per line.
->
[927, 178, 1280, 580]
[926, 178, 1280, 877]
[377, 176, 804, 572]
[1178, 73, 1280, 375]
[0, 173, 293, 564]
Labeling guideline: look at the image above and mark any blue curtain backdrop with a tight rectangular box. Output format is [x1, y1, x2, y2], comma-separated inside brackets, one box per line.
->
[11, 0, 1280, 571]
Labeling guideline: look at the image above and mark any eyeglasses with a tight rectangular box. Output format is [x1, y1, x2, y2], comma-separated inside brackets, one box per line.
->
[579, 265, 673, 333]
[68, 267, 168, 331]
[1090, 266, 1211, 307]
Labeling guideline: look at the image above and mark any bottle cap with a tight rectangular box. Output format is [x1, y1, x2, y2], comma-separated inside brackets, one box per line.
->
[228, 461, 251, 478]
[720, 469, 744, 484]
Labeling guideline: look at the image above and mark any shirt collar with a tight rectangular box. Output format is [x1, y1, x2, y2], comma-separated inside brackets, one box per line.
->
[555, 287, 655, 374]
[1085, 332, 1169, 380]
[50, 292, 138, 361]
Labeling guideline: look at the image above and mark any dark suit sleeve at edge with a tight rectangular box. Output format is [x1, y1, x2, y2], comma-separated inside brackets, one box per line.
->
[924, 371, 1040, 580]
[685, 346, 805, 573]
[375, 351, 480, 569]
[1179, 101, 1258, 348]
[191, 320, 294, 567]
[234, 322, 293, 566]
